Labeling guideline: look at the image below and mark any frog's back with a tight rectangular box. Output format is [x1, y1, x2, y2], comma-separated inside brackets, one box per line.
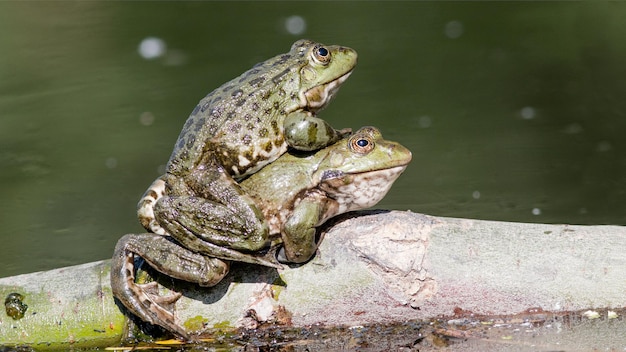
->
[241, 151, 317, 204]
[166, 52, 304, 178]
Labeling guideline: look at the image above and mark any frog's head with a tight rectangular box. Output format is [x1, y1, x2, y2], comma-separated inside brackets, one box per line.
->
[290, 39, 358, 113]
[315, 126, 412, 213]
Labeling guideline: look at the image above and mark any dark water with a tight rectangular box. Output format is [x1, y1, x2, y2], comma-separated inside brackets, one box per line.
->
[1, 2, 625, 277]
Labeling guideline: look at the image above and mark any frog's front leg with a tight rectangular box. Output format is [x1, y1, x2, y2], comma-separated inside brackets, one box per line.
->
[154, 165, 281, 268]
[279, 194, 335, 264]
[111, 233, 229, 339]
[284, 111, 351, 151]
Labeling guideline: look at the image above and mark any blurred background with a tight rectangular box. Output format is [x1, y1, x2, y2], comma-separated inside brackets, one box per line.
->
[1, 2, 625, 277]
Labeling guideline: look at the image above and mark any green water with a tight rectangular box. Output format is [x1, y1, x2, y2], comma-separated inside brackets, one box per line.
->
[1, 2, 625, 277]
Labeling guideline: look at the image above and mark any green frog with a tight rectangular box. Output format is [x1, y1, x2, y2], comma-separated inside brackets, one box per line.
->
[136, 39, 357, 262]
[111, 126, 412, 339]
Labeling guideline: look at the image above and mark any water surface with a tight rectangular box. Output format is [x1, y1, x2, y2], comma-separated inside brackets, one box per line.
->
[1, 2, 625, 276]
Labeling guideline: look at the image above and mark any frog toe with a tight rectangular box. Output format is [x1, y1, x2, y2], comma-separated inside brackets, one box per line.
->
[132, 285, 188, 339]
[137, 281, 159, 294]
[146, 289, 183, 307]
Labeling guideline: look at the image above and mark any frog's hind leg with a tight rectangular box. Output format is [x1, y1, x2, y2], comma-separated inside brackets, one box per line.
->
[155, 164, 276, 263]
[154, 193, 283, 269]
[137, 176, 168, 235]
[111, 233, 229, 339]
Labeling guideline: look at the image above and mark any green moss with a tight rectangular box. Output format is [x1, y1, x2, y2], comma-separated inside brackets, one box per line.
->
[212, 320, 233, 329]
[184, 315, 209, 332]
[135, 267, 154, 284]
[273, 275, 287, 286]
[270, 275, 287, 300]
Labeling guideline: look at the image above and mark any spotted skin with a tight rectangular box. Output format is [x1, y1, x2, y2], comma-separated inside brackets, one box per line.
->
[167, 39, 357, 178]
[137, 177, 167, 235]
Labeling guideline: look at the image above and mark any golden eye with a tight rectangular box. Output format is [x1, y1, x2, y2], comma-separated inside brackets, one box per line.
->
[350, 136, 374, 154]
[311, 45, 331, 65]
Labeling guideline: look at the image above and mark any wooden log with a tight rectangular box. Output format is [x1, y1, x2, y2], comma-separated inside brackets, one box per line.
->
[1, 210, 626, 350]
[0, 261, 124, 349]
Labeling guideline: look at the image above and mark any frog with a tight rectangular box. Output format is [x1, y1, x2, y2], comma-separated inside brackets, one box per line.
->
[136, 39, 358, 263]
[111, 126, 412, 339]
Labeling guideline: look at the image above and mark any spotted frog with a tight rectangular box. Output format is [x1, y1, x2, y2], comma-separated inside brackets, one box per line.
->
[137, 39, 357, 253]
[111, 126, 412, 339]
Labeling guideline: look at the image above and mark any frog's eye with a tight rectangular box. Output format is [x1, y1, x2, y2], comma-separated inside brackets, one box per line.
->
[311, 45, 331, 65]
[350, 136, 374, 154]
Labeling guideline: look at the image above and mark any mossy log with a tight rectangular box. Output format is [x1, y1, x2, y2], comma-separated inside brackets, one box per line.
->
[2, 210, 626, 350]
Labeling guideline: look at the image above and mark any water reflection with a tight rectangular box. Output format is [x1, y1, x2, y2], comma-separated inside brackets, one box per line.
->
[138, 37, 167, 60]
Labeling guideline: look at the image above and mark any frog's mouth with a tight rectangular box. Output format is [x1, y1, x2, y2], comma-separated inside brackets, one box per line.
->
[303, 70, 353, 112]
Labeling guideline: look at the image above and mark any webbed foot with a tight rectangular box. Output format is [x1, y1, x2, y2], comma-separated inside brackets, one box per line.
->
[111, 233, 230, 340]
[111, 244, 189, 339]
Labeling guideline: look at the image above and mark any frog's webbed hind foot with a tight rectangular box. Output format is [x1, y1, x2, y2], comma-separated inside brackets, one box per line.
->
[111, 234, 231, 340]
[128, 280, 186, 338]
[111, 238, 190, 339]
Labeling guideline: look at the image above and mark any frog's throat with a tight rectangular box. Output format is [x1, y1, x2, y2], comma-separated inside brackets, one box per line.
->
[325, 165, 409, 213]
[302, 70, 353, 112]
